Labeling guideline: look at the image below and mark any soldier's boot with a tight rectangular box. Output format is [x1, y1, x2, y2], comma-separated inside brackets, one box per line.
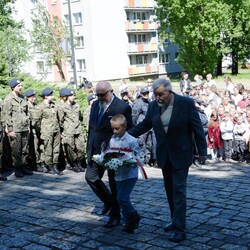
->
[38, 162, 49, 173]
[0, 163, 7, 181]
[21, 165, 33, 175]
[15, 166, 24, 178]
[49, 164, 63, 175]
[65, 159, 73, 170]
[72, 162, 81, 172]
[76, 161, 85, 172]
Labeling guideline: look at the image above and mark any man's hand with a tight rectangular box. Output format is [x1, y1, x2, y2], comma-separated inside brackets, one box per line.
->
[8, 131, 16, 140]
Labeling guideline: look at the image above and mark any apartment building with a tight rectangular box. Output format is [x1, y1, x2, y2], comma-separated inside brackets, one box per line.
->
[12, 0, 182, 83]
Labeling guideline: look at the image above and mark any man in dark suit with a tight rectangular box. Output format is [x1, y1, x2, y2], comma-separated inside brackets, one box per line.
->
[128, 78, 207, 243]
[85, 81, 132, 228]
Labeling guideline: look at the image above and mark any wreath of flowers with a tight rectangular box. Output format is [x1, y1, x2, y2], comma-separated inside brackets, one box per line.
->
[92, 147, 139, 171]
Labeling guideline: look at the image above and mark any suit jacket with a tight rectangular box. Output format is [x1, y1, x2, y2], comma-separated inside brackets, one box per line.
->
[129, 93, 207, 170]
[87, 95, 132, 162]
[179, 79, 191, 94]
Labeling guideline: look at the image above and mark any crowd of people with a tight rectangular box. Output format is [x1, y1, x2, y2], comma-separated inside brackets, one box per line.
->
[0, 79, 86, 181]
[0, 73, 249, 243]
[180, 72, 250, 165]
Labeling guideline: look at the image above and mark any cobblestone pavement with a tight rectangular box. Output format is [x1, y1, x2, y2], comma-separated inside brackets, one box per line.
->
[0, 162, 250, 250]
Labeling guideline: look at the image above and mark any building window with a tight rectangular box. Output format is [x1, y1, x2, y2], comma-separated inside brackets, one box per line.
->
[159, 53, 170, 64]
[136, 55, 148, 65]
[36, 61, 45, 74]
[77, 59, 86, 71]
[31, 0, 38, 8]
[76, 36, 84, 47]
[133, 12, 148, 21]
[175, 52, 179, 59]
[64, 15, 69, 25]
[73, 13, 82, 25]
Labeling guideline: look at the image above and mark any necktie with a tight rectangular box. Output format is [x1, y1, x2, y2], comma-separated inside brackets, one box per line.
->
[97, 106, 105, 125]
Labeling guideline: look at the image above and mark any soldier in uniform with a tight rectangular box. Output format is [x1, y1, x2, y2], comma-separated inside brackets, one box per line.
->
[36, 88, 62, 175]
[132, 86, 157, 166]
[2, 78, 33, 177]
[58, 88, 85, 172]
[25, 89, 44, 172]
[0, 98, 7, 181]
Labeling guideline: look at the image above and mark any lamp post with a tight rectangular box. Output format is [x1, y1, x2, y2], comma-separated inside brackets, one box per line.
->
[67, 0, 77, 88]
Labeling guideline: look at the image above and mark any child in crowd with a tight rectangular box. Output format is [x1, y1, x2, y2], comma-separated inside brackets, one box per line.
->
[207, 110, 224, 163]
[109, 114, 141, 234]
[220, 111, 235, 162]
[233, 115, 248, 162]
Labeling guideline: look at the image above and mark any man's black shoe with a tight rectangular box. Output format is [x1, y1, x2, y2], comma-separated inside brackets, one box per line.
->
[121, 225, 134, 234]
[97, 204, 111, 216]
[21, 165, 33, 175]
[0, 174, 7, 181]
[168, 232, 186, 243]
[164, 223, 175, 232]
[104, 217, 120, 228]
[15, 168, 24, 178]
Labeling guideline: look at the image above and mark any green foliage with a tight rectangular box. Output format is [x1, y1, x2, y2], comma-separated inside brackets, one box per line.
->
[156, 0, 250, 76]
[0, 74, 88, 112]
[0, 1, 31, 82]
[30, 3, 69, 81]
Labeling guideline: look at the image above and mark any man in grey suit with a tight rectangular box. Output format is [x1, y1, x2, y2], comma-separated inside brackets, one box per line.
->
[129, 78, 207, 243]
[85, 81, 132, 228]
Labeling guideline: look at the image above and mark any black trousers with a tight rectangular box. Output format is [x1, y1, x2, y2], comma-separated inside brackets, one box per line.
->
[85, 160, 120, 219]
[162, 161, 189, 233]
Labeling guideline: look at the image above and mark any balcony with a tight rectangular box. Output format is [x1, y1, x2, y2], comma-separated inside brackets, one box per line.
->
[125, 20, 157, 32]
[128, 64, 159, 76]
[127, 43, 158, 54]
[124, 0, 155, 9]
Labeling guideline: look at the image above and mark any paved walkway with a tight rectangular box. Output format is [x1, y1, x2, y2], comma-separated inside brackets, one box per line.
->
[0, 162, 250, 250]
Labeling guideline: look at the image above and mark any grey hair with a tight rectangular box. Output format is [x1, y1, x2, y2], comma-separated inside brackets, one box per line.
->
[152, 78, 172, 92]
[96, 81, 112, 91]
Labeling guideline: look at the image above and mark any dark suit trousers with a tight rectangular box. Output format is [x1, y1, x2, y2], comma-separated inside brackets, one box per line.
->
[162, 161, 189, 233]
[85, 161, 120, 219]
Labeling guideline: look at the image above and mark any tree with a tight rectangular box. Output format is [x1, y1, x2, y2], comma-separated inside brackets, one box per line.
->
[156, 0, 231, 76]
[220, 0, 250, 74]
[0, 0, 30, 85]
[30, 3, 69, 81]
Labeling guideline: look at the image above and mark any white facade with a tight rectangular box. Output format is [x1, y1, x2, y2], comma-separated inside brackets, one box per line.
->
[11, 0, 181, 82]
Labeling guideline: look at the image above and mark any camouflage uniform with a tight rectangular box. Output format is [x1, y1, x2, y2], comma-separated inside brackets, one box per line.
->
[2, 92, 30, 173]
[0, 99, 7, 180]
[36, 100, 61, 170]
[27, 100, 42, 169]
[132, 97, 157, 165]
[58, 101, 85, 171]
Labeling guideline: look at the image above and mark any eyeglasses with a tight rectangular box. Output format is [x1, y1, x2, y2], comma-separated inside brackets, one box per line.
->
[96, 90, 111, 97]
[154, 90, 169, 98]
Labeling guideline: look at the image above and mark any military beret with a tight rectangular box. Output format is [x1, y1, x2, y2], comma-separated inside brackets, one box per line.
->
[140, 86, 149, 94]
[59, 88, 69, 97]
[67, 89, 75, 96]
[9, 78, 21, 88]
[25, 89, 36, 97]
[41, 88, 53, 97]
[120, 88, 129, 95]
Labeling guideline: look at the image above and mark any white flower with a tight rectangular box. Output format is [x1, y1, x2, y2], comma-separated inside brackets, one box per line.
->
[92, 147, 140, 171]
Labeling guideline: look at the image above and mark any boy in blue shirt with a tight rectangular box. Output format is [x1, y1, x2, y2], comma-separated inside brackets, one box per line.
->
[109, 114, 141, 234]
